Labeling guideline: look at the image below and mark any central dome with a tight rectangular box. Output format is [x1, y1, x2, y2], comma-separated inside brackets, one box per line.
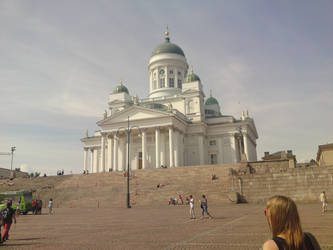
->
[152, 39, 185, 57]
[151, 27, 185, 57]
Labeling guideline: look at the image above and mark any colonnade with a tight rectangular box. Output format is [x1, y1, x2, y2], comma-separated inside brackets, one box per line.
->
[83, 127, 185, 173]
[232, 132, 251, 162]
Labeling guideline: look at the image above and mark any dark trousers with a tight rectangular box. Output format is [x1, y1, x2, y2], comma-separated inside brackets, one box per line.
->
[2, 223, 12, 240]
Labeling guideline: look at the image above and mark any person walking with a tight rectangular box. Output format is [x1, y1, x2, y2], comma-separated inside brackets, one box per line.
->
[1, 202, 16, 242]
[189, 195, 196, 219]
[320, 191, 328, 214]
[48, 198, 53, 215]
[263, 195, 321, 250]
[32, 199, 37, 215]
[0, 210, 3, 244]
[200, 195, 213, 219]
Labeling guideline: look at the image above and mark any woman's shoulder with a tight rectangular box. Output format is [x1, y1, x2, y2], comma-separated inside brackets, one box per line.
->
[263, 239, 279, 250]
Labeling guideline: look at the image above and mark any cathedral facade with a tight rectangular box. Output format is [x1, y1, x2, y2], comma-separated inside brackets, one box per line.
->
[81, 29, 259, 173]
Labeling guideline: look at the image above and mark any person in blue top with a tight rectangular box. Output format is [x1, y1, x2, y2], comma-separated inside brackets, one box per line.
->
[48, 198, 53, 215]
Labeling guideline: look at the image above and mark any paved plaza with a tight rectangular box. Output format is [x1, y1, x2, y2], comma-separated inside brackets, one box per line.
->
[2, 203, 333, 249]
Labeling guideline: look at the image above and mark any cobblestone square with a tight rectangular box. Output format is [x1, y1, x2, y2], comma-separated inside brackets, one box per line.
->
[3, 203, 333, 249]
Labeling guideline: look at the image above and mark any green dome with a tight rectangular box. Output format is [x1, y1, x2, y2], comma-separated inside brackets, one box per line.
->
[184, 72, 200, 83]
[113, 81, 129, 94]
[152, 38, 185, 57]
[205, 96, 219, 105]
[184, 66, 200, 83]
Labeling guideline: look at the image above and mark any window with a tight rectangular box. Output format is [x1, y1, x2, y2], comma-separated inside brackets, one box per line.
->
[160, 78, 165, 88]
[169, 78, 174, 87]
[210, 154, 217, 164]
[209, 140, 216, 146]
[169, 70, 173, 74]
[178, 79, 182, 89]
[178, 71, 182, 76]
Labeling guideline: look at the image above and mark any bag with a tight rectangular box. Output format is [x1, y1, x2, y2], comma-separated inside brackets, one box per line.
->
[2, 209, 9, 220]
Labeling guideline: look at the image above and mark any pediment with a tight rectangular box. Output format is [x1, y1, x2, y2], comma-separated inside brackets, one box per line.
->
[98, 106, 171, 126]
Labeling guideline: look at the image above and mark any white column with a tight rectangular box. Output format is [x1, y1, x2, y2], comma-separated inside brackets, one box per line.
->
[181, 133, 185, 166]
[218, 137, 223, 164]
[121, 137, 126, 171]
[100, 135, 106, 172]
[155, 128, 160, 168]
[198, 135, 204, 165]
[174, 130, 179, 167]
[231, 134, 237, 163]
[90, 149, 93, 173]
[93, 149, 98, 173]
[160, 132, 166, 166]
[113, 135, 118, 171]
[244, 133, 250, 161]
[150, 71, 153, 92]
[84, 148, 88, 172]
[107, 135, 113, 171]
[165, 66, 169, 87]
[142, 130, 147, 169]
[169, 127, 174, 168]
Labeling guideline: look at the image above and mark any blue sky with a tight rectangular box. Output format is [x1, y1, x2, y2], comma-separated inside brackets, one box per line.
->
[0, 0, 332, 175]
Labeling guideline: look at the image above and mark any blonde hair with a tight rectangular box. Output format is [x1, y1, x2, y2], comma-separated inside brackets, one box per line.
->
[266, 195, 305, 250]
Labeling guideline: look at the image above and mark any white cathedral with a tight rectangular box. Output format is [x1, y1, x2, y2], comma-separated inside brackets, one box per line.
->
[81, 28, 258, 173]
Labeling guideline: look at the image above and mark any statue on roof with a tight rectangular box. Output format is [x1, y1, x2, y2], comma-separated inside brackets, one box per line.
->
[104, 110, 107, 119]
[85, 129, 88, 138]
[133, 95, 139, 105]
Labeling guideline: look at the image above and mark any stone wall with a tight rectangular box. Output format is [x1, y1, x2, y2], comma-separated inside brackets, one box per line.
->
[0, 168, 29, 179]
[231, 162, 333, 203]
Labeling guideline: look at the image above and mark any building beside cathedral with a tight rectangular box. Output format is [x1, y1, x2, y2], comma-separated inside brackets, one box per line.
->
[81, 29, 259, 173]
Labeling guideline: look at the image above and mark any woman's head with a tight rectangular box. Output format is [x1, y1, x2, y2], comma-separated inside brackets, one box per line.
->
[266, 195, 304, 249]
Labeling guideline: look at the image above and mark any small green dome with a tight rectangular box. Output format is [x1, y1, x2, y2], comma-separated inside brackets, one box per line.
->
[205, 96, 219, 105]
[113, 81, 129, 94]
[184, 66, 200, 83]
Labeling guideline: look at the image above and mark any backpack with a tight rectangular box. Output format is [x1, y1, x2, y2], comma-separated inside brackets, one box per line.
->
[2, 208, 9, 220]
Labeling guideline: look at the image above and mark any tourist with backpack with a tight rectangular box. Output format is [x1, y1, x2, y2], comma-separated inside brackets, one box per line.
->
[1, 202, 16, 242]
[0, 209, 3, 244]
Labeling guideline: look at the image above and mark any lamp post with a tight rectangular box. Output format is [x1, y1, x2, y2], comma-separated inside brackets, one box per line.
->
[10, 146, 16, 171]
[116, 116, 142, 208]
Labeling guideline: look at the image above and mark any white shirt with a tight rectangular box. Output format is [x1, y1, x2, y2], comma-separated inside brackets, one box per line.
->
[190, 198, 194, 208]
[320, 193, 326, 202]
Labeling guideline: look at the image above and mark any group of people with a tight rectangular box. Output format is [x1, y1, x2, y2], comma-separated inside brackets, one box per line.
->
[31, 199, 43, 215]
[168, 195, 184, 205]
[188, 194, 213, 219]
